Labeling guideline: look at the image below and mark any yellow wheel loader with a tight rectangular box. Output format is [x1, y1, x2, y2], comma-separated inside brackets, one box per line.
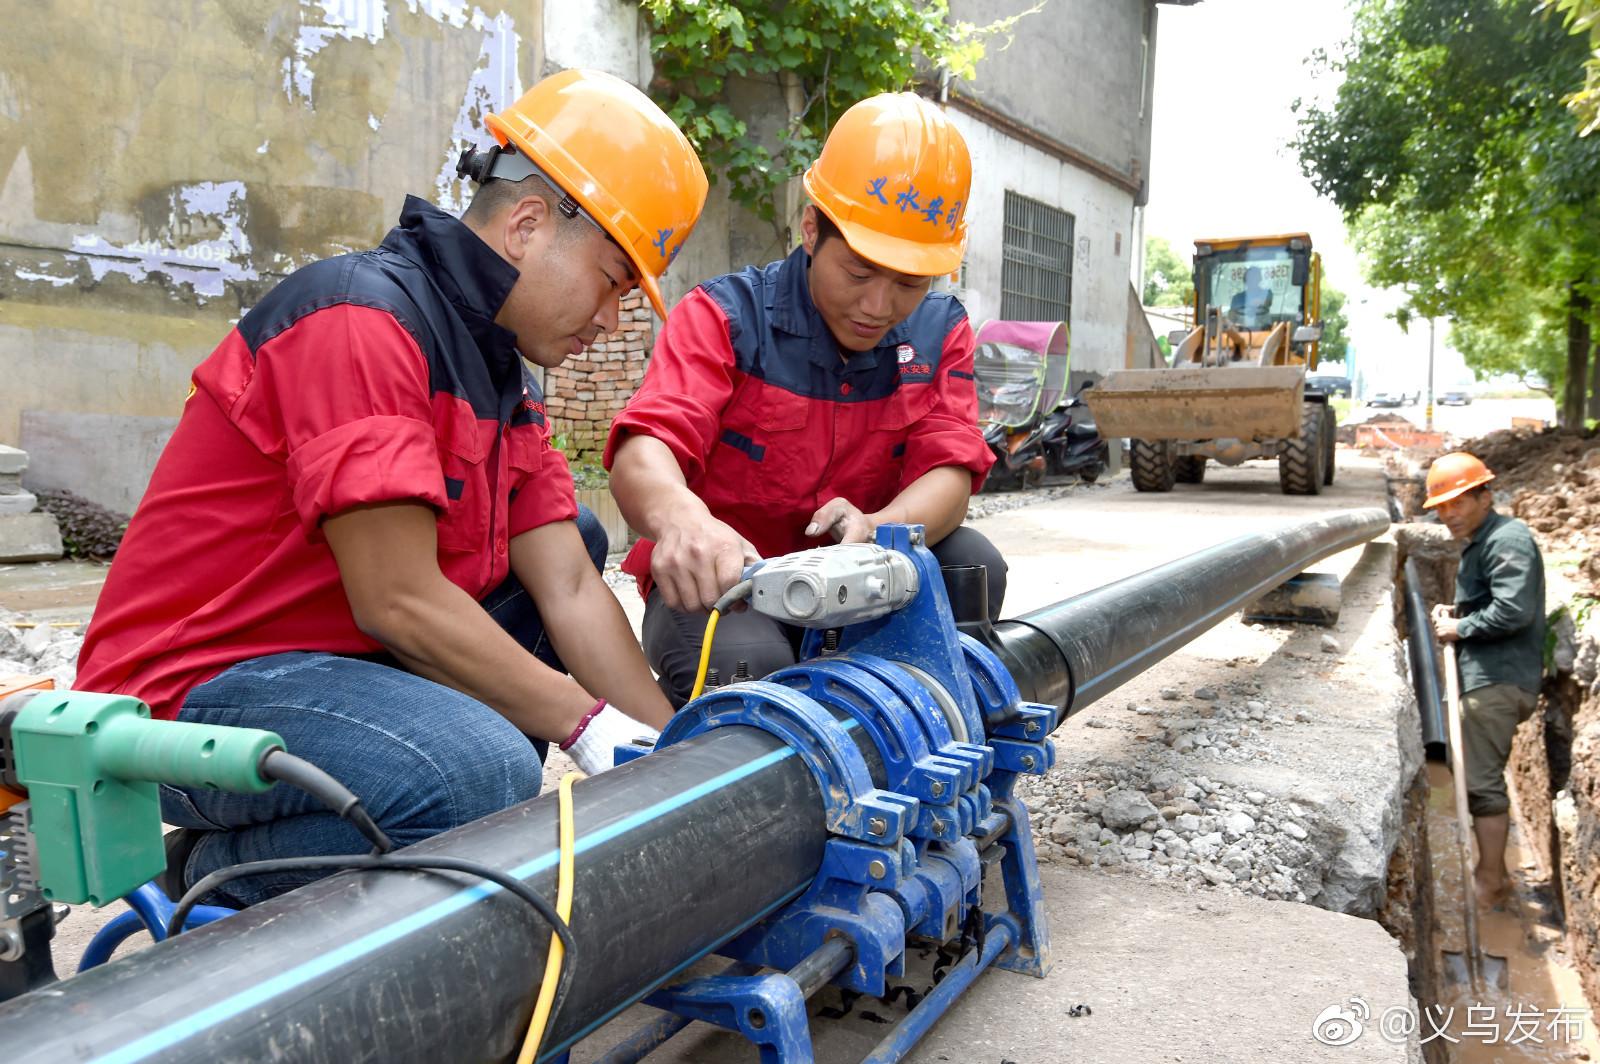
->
[1087, 233, 1336, 495]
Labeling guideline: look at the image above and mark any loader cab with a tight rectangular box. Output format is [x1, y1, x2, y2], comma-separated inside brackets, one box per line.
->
[1193, 234, 1319, 338]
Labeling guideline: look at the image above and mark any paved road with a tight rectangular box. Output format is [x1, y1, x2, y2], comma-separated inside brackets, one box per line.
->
[1350, 396, 1556, 441]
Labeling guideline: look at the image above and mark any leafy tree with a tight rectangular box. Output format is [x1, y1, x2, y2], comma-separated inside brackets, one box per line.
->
[1142, 236, 1193, 307]
[1547, 0, 1600, 133]
[1318, 284, 1350, 366]
[640, 0, 1040, 224]
[1294, 0, 1600, 425]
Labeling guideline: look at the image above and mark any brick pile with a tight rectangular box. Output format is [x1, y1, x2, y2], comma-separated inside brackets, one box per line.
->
[542, 292, 654, 462]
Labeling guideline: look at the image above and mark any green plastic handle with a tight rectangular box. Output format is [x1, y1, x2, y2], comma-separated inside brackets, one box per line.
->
[97, 716, 282, 792]
[16, 691, 282, 792]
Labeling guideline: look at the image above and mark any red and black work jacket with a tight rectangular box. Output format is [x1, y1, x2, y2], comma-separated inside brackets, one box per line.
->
[606, 245, 992, 598]
[77, 197, 576, 719]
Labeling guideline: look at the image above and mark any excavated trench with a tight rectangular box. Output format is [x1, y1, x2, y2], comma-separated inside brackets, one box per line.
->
[1394, 486, 1600, 1064]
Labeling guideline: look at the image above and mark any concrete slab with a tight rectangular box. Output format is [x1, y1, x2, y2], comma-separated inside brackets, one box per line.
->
[0, 512, 62, 562]
[0, 444, 25, 475]
[569, 865, 1420, 1063]
[20, 410, 176, 515]
[0, 490, 38, 515]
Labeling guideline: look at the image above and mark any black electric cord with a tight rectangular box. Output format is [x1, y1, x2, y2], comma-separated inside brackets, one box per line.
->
[257, 749, 393, 854]
[170, 853, 579, 1038]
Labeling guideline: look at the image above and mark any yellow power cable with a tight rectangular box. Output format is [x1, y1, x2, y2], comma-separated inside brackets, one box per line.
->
[517, 769, 584, 1064]
[689, 608, 724, 701]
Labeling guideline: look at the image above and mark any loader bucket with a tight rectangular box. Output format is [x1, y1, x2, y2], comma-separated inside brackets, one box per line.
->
[1083, 365, 1306, 442]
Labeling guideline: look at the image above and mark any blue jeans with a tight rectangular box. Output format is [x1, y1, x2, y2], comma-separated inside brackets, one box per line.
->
[160, 507, 609, 905]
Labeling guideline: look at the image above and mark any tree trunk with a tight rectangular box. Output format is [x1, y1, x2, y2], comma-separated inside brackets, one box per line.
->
[1564, 284, 1591, 429]
[1588, 337, 1600, 423]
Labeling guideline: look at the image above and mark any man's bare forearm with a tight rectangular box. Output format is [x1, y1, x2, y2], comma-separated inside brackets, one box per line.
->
[540, 568, 674, 729]
[869, 466, 972, 543]
[326, 503, 595, 741]
[609, 433, 712, 540]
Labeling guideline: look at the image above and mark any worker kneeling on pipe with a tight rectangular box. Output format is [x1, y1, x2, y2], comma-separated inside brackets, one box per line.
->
[73, 70, 706, 908]
[607, 93, 1004, 706]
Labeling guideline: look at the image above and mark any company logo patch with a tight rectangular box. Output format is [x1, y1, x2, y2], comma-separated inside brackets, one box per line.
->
[896, 344, 916, 364]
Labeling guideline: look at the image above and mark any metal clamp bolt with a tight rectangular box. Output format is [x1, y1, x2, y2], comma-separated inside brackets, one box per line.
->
[867, 817, 888, 836]
[1021, 755, 1036, 770]
[868, 860, 887, 880]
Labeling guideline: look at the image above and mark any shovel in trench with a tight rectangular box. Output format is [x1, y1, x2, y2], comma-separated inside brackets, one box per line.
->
[1440, 640, 1511, 993]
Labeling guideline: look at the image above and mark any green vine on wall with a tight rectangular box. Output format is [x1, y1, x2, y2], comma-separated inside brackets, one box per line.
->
[640, 0, 1042, 222]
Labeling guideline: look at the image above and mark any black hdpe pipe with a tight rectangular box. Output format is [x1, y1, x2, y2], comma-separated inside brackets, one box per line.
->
[986, 507, 1392, 720]
[1403, 557, 1449, 760]
[0, 509, 1390, 1063]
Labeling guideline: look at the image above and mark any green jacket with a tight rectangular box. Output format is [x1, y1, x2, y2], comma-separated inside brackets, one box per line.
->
[1455, 509, 1545, 695]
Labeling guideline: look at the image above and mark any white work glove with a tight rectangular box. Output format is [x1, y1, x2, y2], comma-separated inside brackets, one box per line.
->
[561, 702, 660, 775]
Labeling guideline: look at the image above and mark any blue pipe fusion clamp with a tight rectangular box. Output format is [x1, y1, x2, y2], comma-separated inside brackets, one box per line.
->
[614, 525, 1055, 1063]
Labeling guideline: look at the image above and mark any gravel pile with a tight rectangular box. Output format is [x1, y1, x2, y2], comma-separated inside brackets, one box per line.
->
[0, 613, 83, 689]
[1017, 678, 1343, 905]
[966, 479, 1111, 523]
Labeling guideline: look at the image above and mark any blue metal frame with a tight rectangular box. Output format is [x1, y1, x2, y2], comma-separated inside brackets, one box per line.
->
[78, 882, 236, 972]
[607, 525, 1054, 1063]
[657, 682, 917, 845]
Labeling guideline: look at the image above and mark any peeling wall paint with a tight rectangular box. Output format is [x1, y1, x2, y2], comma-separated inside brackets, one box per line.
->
[64, 181, 259, 299]
[0, 0, 653, 499]
[283, 0, 390, 105]
[435, 8, 523, 213]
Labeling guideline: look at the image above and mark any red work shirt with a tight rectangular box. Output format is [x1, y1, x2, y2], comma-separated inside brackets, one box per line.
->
[606, 245, 991, 596]
[77, 199, 576, 719]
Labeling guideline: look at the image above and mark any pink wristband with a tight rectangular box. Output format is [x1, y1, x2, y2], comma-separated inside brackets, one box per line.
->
[559, 699, 608, 751]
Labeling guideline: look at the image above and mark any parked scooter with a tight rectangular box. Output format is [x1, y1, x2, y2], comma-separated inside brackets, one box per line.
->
[973, 320, 1108, 491]
[1040, 382, 1109, 483]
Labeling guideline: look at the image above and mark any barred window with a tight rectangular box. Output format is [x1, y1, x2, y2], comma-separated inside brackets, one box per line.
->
[1000, 191, 1074, 324]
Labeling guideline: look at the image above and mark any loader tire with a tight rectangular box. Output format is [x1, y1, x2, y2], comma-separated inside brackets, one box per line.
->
[1131, 438, 1177, 492]
[1279, 402, 1326, 496]
[1174, 455, 1207, 484]
[1321, 405, 1337, 485]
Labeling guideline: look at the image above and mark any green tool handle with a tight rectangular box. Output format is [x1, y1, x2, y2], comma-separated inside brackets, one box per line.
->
[97, 715, 281, 793]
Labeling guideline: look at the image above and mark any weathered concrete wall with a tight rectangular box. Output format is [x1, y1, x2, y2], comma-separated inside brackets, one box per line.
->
[946, 108, 1137, 379]
[20, 412, 178, 516]
[1, 0, 646, 505]
[949, 0, 1155, 186]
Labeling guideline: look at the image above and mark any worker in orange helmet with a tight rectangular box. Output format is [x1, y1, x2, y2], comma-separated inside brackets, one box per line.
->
[607, 93, 1000, 705]
[1425, 451, 1546, 909]
[77, 70, 707, 907]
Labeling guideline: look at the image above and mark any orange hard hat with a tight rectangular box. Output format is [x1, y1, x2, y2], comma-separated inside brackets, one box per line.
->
[484, 69, 708, 318]
[1423, 452, 1495, 508]
[802, 93, 972, 277]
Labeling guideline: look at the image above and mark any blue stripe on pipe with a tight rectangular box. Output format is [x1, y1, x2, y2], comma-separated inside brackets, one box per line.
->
[89, 742, 804, 1064]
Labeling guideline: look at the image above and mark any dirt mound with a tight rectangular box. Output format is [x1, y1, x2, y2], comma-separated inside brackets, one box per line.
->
[1335, 411, 1417, 445]
[1446, 425, 1600, 588]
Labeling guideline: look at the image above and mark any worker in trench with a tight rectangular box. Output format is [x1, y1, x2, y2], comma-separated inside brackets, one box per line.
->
[73, 70, 705, 907]
[1426, 451, 1547, 909]
[606, 93, 1002, 707]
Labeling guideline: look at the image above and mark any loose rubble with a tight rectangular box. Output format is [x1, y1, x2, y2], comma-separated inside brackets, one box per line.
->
[1018, 681, 1345, 905]
[0, 612, 82, 688]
